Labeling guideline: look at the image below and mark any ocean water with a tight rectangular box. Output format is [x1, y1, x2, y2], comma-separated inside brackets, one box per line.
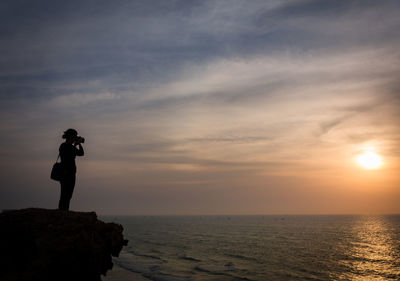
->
[101, 215, 400, 281]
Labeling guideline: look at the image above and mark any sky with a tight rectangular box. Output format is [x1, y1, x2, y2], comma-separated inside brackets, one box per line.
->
[0, 0, 399, 215]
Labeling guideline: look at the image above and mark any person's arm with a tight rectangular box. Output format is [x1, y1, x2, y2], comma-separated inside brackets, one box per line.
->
[76, 143, 84, 156]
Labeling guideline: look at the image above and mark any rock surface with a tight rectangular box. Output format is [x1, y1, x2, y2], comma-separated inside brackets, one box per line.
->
[0, 208, 128, 281]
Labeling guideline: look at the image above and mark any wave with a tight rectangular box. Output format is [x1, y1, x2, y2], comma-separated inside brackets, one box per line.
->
[141, 272, 193, 281]
[224, 253, 261, 263]
[127, 250, 165, 261]
[178, 256, 201, 262]
[137, 239, 168, 247]
[118, 263, 193, 281]
[194, 265, 257, 281]
[114, 251, 193, 281]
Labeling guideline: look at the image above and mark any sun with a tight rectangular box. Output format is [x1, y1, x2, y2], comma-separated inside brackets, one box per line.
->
[356, 151, 383, 169]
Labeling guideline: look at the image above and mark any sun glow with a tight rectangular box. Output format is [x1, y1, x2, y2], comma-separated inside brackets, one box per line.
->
[356, 150, 383, 170]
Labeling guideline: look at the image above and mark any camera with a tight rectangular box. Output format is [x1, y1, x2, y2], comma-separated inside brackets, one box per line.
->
[76, 136, 85, 144]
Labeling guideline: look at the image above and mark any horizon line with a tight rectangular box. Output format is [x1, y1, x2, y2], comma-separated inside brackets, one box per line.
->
[98, 212, 400, 217]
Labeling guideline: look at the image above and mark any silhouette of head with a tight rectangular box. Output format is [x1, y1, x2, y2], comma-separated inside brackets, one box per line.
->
[62, 128, 78, 140]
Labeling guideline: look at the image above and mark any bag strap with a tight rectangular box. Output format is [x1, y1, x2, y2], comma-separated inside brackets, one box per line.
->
[55, 153, 60, 163]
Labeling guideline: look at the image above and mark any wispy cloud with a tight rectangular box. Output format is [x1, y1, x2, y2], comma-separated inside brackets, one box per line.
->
[48, 92, 119, 107]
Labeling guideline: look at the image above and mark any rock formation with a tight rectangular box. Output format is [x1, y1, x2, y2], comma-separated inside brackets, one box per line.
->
[0, 208, 128, 281]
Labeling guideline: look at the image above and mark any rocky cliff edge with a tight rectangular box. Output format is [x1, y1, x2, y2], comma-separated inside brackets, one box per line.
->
[0, 208, 128, 281]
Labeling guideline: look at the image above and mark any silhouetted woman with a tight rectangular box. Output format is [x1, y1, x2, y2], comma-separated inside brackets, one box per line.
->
[58, 129, 84, 210]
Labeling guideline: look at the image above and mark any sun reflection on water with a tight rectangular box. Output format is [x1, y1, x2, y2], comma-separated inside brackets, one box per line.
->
[340, 216, 400, 280]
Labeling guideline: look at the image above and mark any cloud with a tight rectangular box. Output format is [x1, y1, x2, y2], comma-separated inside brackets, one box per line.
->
[49, 92, 119, 107]
[271, 0, 381, 18]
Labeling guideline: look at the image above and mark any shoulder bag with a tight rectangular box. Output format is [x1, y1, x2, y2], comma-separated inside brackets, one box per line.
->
[50, 154, 63, 181]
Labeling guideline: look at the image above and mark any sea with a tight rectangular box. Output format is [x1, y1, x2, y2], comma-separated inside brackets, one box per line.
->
[101, 215, 400, 281]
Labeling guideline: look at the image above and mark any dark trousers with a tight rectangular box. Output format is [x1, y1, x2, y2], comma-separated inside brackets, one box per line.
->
[58, 174, 76, 210]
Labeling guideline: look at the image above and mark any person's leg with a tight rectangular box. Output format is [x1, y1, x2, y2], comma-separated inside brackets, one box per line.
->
[58, 179, 68, 210]
[64, 174, 76, 210]
[58, 174, 75, 210]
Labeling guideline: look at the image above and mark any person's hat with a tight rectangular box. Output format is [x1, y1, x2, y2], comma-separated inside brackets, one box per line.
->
[62, 128, 78, 139]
